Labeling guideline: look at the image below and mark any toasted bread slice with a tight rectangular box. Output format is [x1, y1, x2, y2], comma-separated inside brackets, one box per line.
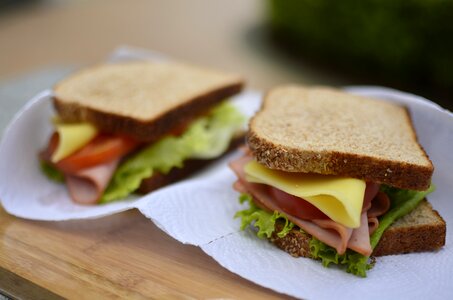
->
[54, 62, 244, 142]
[248, 86, 433, 190]
[270, 199, 446, 258]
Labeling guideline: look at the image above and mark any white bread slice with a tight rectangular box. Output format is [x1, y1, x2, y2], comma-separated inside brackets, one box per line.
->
[53, 62, 244, 142]
[248, 85, 433, 190]
[270, 200, 446, 257]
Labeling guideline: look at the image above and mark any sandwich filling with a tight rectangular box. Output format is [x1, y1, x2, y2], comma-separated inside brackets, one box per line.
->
[230, 149, 434, 277]
[41, 101, 245, 204]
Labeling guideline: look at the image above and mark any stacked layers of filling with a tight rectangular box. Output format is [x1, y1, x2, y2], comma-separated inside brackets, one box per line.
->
[230, 150, 433, 276]
[41, 101, 244, 204]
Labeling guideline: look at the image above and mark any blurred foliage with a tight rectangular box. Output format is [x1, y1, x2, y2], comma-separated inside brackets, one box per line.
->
[0, 0, 41, 12]
[268, 0, 453, 89]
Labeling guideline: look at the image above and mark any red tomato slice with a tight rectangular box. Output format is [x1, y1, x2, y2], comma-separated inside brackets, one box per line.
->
[269, 187, 328, 220]
[53, 134, 140, 173]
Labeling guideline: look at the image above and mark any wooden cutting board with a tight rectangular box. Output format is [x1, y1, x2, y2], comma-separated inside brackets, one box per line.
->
[0, 206, 293, 299]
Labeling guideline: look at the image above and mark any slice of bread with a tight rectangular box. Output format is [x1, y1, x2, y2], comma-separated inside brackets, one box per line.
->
[372, 200, 446, 256]
[248, 85, 433, 190]
[54, 62, 244, 142]
[270, 199, 446, 258]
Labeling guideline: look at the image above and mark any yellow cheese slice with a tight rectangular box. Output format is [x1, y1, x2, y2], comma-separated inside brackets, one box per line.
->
[244, 160, 366, 228]
[51, 122, 98, 162]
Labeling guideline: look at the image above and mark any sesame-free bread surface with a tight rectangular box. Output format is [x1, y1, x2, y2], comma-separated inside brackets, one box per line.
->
[54, 62, 244, 142]
[248, 86, 433, 190]
[270, 199, 446, 258]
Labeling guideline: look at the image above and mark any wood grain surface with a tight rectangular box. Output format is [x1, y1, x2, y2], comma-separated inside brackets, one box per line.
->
[0, 207, 293, 299]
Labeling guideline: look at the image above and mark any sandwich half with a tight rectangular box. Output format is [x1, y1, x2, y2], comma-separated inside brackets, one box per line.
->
[40, 61, 245, 204]
[230, 86, 446, 277]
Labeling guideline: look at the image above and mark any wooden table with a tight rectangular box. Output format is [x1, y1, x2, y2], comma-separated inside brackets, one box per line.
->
[0, 207, 293, 299]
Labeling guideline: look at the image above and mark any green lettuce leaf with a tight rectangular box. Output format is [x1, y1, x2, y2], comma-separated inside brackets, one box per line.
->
[370, 184, 435, 248]
[235, 193, 294, 239]
[100, 102, 244, 203]
[309, 238, 373, 277]
[310, 184, 434, 277]
[191, 101, 245, 159]
[235, 192, 371, 276]
[235, 184, 434, 277]
[40, 160, 65, 183]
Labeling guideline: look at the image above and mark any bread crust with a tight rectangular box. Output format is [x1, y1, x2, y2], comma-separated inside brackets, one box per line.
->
[248, 130, 433, 191]
[247, 86, 433, 191]
[372, 202, 446, 256]
[270, 225, 313, 258]
[54, 82, 243, 143]
[269, 200, 446, 258]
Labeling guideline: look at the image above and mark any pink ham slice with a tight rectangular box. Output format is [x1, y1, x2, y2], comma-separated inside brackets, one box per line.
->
[230, 153, 374, 256]
[347, 212, 372, 255]
[368, 192, 390, 218]
[294, 217, 354, 255]
[65, 159, 119, 205]
[233, 180, 248, 194]
[363, 191, 390, 235]
[368, 217, 379, 235]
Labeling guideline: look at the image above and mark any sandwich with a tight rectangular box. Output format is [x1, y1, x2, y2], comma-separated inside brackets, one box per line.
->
[40, 61, 245, 205]
[230, 86, 446, 277]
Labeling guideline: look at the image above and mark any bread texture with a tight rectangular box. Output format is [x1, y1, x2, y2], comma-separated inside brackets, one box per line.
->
[270, 199, 446, 258]
[372, 200, 446, 256]
[137, 134, 245, 193]
[248, 85, 433, 190]
[53, 62, 244, 142]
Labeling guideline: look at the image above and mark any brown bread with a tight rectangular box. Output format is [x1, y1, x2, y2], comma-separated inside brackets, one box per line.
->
[53, 62, 244, 142]
[248, 86, 433, 190]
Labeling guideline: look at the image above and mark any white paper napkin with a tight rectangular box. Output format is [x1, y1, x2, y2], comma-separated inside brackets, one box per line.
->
[1, 47, 452, 299]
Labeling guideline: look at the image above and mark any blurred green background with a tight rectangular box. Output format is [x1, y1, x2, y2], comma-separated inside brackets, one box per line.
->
[268, 0, 453, 105]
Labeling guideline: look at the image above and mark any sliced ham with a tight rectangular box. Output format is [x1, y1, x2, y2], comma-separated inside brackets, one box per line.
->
[347, 212, 372, 256]
[233, 180, 248, 194]
[66, 159, 119, 205]
[307, 219, 353, 255]
[362, 183, 380, 212]
[368, 217, 379, 235]
[230, 154, 372, 255]
[230, 151, 393, 256]
[368, 192, 391, 218]
[41, 131, 141, 205]
[364, 191, 391, 235]
[229, 154, 253, 181]
[289, 216, 352, 254]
